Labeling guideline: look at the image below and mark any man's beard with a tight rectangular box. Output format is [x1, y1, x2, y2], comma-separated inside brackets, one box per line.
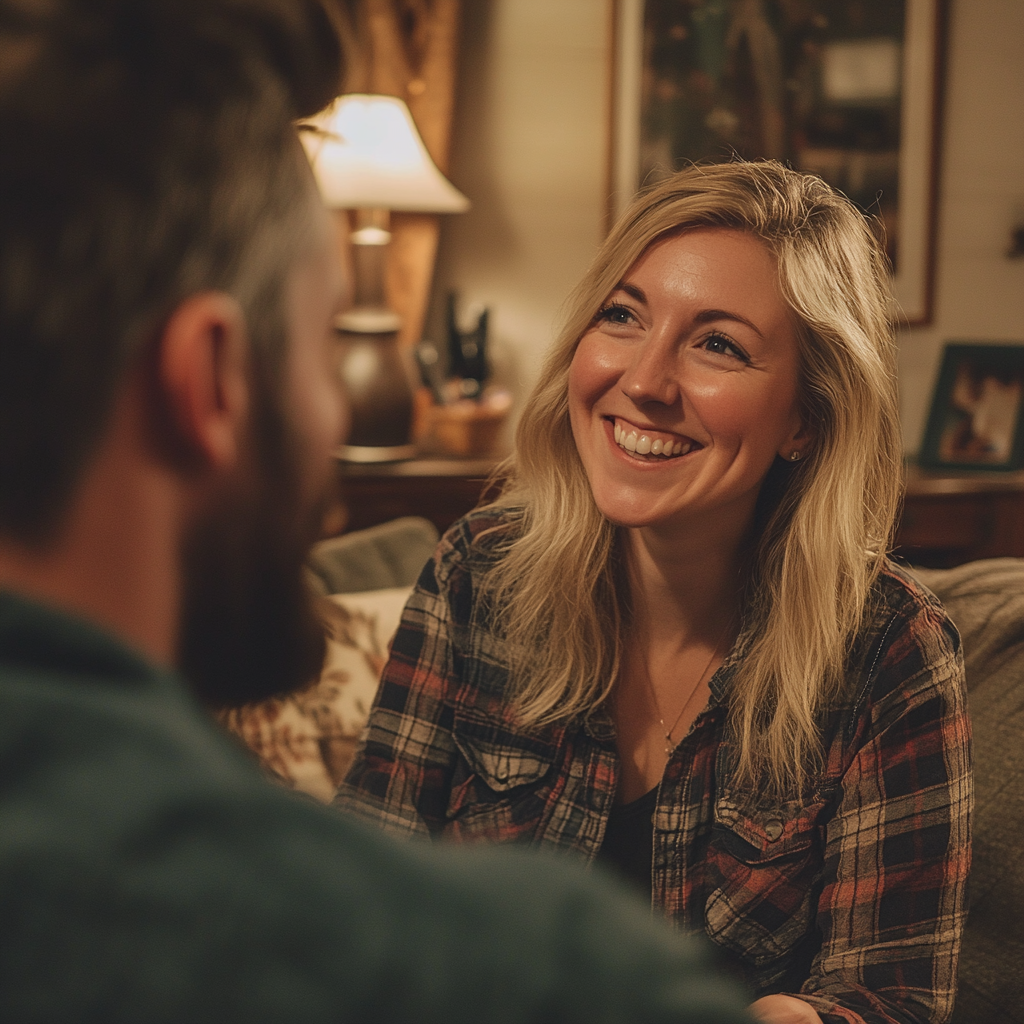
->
[178, 381, 330, 709]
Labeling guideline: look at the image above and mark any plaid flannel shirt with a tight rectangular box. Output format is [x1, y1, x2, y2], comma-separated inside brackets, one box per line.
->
[338, 509, 972, 1024]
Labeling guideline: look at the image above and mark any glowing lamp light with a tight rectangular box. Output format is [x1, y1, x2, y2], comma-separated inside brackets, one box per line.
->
[302, 94, 469, 213]
[300, 94, 469, 463]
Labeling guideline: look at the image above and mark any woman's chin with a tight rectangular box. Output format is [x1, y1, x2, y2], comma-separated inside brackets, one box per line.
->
[592, 495, 676, 530]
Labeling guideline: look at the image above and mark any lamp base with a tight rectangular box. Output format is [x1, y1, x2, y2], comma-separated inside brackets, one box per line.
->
[337, 442, 418, 464]
[335, 311, 416, 459]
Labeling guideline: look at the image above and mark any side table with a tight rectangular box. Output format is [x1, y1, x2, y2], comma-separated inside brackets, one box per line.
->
[894, 464, 1024, 567]
[336, 456, 503, 536]
[335, 457, 1024, 570]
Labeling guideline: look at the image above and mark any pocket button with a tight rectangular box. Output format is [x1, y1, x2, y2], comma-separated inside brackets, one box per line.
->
[494, 765, 509, 783]
[765, 819, 784, 842]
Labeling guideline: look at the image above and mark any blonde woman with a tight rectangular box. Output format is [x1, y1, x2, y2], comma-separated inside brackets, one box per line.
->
[339, 163, 971, 1024]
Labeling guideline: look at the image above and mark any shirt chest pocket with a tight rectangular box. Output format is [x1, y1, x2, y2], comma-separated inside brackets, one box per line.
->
[704, 794, 827, 972]
[443, 714, 556, 841]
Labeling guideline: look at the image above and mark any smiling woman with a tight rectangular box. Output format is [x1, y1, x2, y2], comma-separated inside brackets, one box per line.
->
[339, 162, 971, 1024]
[568, 229, 806, 538]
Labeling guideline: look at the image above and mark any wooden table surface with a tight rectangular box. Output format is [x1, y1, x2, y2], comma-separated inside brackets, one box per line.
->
[335, 455, 1024, 568]
[336, 455, 503, 536]
[897, 463, 1024, 567]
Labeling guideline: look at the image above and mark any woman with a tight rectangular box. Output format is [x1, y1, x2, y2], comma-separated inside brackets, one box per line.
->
[339, 162, 971, 1024]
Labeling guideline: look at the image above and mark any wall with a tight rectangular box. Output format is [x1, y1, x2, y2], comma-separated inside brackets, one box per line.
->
[898, 0, 1024, 453]
[431, 0, 1024, 447]
[426, 0, 609, 407]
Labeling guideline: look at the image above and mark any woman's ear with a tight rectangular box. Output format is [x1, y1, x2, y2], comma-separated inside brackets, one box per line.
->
[156, 292, 250, 470]
[777, 415, 815, 463]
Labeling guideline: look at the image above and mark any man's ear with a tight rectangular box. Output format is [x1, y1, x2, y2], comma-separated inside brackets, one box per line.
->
[157, 292, 250, 470]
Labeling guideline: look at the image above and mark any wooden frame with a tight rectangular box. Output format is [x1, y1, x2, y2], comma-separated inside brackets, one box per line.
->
[919, 343, 1024, 472]
[608, 0, 948, 325]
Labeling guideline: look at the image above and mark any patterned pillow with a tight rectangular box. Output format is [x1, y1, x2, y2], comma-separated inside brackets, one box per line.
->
[219, 586, 411, 802]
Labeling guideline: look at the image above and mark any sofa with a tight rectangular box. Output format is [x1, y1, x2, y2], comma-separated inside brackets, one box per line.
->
[912, 559, 1024, 1023]
[221, 519, 1024, 1023]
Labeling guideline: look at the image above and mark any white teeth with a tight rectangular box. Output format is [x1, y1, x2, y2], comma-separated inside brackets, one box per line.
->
[612, 419, 695, 459]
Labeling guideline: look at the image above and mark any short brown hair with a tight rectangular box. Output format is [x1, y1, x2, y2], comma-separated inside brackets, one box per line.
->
[0, 0, 342, 541]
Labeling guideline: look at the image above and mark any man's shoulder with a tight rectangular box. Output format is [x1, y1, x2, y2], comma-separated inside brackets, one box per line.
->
[0, 607, 449, 1013]
[0, 650, 749, 1023]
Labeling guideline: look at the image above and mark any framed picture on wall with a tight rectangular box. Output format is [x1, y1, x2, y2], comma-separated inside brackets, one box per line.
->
[919, 343, 1024, 472]
[608, 0, 948, 326]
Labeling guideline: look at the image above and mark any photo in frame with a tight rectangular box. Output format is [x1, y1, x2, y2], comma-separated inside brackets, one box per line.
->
[919, 344, 1024, 472]
[608, 0, 948, 325]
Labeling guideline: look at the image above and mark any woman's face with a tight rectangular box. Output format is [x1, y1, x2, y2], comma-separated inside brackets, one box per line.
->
[568, 228, 807, 534]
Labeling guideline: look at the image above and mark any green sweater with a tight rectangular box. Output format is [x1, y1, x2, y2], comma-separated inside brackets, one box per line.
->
[0, 591, 750, 1023]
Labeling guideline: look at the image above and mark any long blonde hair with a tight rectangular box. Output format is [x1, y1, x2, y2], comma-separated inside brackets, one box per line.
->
[483, 161, 902, 795]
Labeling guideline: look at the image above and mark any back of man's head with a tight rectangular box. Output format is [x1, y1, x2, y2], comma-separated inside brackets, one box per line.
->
[0, 0, 341, 544]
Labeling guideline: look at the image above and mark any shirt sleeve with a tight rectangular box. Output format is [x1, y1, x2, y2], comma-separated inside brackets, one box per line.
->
[796, 597, 973, 1024]
[335, 538, 463, 837]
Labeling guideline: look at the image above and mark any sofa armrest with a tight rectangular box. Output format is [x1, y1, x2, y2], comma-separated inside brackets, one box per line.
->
[907, 558, 1024, 1023]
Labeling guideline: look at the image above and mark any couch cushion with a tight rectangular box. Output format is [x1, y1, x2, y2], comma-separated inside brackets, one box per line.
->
[220, 586, 411, 802]
[909, 559, 1024, 1024]
[223, 517, 440, 800]
[305, 516, 439, 595]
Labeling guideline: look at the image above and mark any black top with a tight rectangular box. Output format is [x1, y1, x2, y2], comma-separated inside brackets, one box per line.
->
[597, 786, 659, 900]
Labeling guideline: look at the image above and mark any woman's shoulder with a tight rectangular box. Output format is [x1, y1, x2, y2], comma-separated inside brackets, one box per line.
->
[847, 559, 964, 714]
[430, 506, 526, 585]
[870, 560, 961, 654]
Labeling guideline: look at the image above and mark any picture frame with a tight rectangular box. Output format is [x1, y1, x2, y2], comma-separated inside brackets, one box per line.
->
[919, 343, 1024, 472]
[608, 0, 948, 326]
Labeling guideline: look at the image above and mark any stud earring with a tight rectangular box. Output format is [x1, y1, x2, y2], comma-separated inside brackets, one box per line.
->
[788, 450, 802, 462]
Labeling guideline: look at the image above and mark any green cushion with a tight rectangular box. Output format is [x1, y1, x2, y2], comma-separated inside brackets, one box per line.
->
[306, 517, 439, 596]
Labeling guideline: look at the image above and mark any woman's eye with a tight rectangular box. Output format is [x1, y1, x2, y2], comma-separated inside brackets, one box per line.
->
[702, 332, 748, 361]
[596, 303, 636, 326]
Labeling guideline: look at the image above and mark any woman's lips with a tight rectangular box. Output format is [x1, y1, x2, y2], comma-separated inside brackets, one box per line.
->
[611, 417, 701, 458]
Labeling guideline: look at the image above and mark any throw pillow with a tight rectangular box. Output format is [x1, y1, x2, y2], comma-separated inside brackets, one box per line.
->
[219, 586, 412, 802]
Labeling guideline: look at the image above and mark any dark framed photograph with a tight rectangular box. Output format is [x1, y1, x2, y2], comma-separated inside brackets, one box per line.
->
[609, 0, 948, 325]
[919, 344, 1024, 471]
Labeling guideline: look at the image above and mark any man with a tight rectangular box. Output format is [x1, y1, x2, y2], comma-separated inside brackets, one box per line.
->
[0, 1, 751, 1020]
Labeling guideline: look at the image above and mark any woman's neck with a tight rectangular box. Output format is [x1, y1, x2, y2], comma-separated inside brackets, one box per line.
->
[611, 520, 748, 803]
[622, 517, 747, 648]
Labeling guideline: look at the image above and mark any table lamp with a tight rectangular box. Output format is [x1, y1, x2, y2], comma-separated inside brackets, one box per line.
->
[302, 94, 470, 462]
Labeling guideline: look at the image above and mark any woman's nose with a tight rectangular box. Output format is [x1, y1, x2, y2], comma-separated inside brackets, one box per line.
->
[619, 335, 680, 407]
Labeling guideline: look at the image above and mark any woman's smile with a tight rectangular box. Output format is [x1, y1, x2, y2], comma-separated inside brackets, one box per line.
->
[568, 227, 808, 532]
[608, 416, 702, 460]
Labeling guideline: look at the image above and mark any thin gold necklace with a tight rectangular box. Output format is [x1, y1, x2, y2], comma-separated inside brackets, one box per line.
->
[643, 626, 730, 756]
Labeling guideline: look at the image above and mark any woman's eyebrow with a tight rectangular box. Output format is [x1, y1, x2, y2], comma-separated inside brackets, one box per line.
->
[611, 282, 646, 304]
[693, 308, 764, 339]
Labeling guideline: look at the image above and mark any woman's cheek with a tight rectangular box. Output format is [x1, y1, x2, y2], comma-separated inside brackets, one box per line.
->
[688, 375, 767, 440]
[569, 332, 622, 405]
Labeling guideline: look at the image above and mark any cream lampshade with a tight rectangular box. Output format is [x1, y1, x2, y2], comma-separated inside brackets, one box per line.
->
[302, 94, 469, 463]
